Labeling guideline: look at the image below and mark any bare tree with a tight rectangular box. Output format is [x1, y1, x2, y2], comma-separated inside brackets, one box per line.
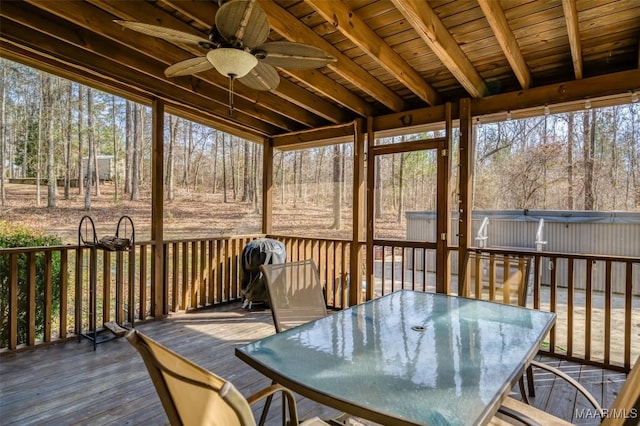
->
[566, 112, 575, 209]
[111, 95, 118, 201]
[242, 139, 250, 202]
[583, 109, 595, 210]
[331, 144, 342, 229]
[77, 85, 84, 195]
[0, 64, 6, 206]
[41, 72, 57, 208]
[63, 81, 72, 200]
[124, 100, 132, 194]
[222, 132, 228, 203]
[84, 87, 94, 210]
[167, 115, 178, 201]
[211, 130, 219, 194]
[130, 103, 140, 201]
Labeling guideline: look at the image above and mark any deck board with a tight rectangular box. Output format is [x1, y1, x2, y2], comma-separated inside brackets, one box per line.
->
[0, 302, 625, 425]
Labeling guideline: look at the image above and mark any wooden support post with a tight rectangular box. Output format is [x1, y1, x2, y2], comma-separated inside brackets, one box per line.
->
[458, 98, 473, 296]
[262, 138, 273, 235]
[365, 117, 375, 301]
[436, 103, 452, 294]
[151, 98, 164, 318]
[350, 119, 365, 305]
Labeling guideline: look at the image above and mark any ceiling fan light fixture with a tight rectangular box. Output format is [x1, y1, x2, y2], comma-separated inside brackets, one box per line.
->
[206, 48, 257, 78]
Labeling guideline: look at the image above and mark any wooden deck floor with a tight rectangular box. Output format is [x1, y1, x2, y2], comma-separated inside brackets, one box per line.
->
[0, 302, 627, 426]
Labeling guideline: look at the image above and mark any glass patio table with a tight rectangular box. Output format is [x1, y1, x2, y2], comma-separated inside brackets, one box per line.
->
[236, 290, 556, 426]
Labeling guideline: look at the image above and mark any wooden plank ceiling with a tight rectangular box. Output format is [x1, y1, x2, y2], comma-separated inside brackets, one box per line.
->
[1, 0, 639, 142]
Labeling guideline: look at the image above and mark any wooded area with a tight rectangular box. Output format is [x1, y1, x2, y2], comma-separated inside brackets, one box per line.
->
[1, 60, 638, 242]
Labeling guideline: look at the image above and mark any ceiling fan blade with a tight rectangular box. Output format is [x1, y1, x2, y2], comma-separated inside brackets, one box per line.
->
[165, 57, 213, 77]
[215, 0, 269, 48]
[238, 62, 280, 91]
[115, 21, 211, 48]
[253, 42, 336, 69]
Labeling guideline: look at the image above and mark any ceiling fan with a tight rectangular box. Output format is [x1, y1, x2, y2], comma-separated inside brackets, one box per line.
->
[115, 0, 336, 116]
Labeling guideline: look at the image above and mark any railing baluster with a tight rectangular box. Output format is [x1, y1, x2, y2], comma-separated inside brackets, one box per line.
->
[191, 241, 197, 309]
[567, 257, 574, 358]
[585, 259, 593, 361]
[44, 251, 52, 343]
[27, 252, 36, 346]
[624, 261, 633, 369]
[604, 260, 612, 366]
[549, 256, 557, 355]
[140, 244, 147, 320]
[59, 249, 68, 339]
[208, 240, 215, 305]
[178, 242, 185, 310]
[9, 253, 18, 350]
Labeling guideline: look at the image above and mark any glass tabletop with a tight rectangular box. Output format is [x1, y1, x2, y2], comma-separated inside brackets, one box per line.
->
[236, 290, 556, 426]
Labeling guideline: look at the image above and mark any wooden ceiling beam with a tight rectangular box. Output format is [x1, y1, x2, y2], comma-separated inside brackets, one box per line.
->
[29, 0, 342, 128]
[373, 68, 640, 132]
[89, 0, 349, 125]
[561, 0, 583, 80]
[391, 0, 487, 98]
[0, 15, 280, 136]
[157, 0, 371, 117]
[282, 68, 376, 117]
[257, 0, 405, 113]
[477, 0, 531, 89]
[306, 0, 441, 107]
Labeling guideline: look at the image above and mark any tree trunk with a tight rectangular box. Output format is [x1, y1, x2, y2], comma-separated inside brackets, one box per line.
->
[36, 73, 43, 207]
[567, 112, 574, 209]
[43, 73, 57, 208]
[375, 156, 382, 219]
[78, 85, 84, 195]
[0, 65, 6, 206]
[397, 153, 405, 222]
[125, 100, 132, 194]
[583, 109, 595, 210]
[167, 115, 177, 201]
[84, 87, 94, 210]
[229, 136, 236, 200]
[222, 133, 228, 203]
[112, 95, 118, 201]
[211, 131, 219, 194]
[93, 110, 101, 197]
[64, 81, 72, 200]
[130, 103, 140, 201]
[242, 140, 250, 202]
[251, 143, 259, 213]
[331, 144, 342, 229]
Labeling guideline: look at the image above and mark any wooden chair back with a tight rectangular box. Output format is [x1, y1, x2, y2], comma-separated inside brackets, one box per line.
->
[601, 356, 640, 426]
[260, 259, 328, 333]
[126, 329, 256, 426]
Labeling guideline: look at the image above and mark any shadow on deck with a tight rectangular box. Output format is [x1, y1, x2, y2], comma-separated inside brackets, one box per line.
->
[0, 302, 626, 425]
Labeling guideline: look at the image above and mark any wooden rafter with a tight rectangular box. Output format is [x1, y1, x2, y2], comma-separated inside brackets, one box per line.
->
[142, 0, 355, 122]
[281, 68, 376, 117]
[477, 0, 531, 89]
[257, 0, 406, 112]
[306, 0, 441, 107]
[26, 0, 344, 129]
[562, 0, 583, 80]
[0, 15, 279, 135]
[391, 0, 487, 98]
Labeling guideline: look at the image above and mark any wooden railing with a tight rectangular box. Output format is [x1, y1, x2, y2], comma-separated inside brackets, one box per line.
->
[267, 235, 352, 309]
[2, 236, 638, 372]
[370, 242, 639, 371]
[0, 235, 261, 352]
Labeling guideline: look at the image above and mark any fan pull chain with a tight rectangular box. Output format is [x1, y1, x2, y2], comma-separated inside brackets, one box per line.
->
[228, 74, 236, 117]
